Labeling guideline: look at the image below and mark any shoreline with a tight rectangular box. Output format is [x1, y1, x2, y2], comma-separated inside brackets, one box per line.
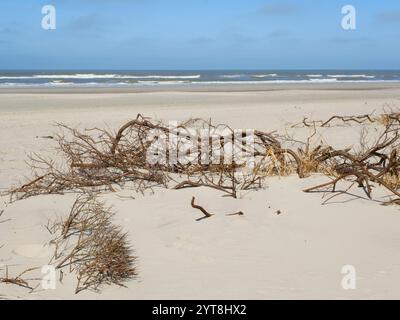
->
[1, 82, 400, 94]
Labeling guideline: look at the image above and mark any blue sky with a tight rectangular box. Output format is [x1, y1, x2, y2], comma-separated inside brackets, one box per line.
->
[0, 0, 399, 70]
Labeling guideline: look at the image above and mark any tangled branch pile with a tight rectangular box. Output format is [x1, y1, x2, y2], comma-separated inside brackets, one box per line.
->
[303, 124, 400, 202]
[48, 194, 136, 293]
[8, 114, 306, 201]
[7, 111, 400, 205]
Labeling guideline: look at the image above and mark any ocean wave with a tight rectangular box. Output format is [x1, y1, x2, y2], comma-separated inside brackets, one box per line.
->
[251, 74, 278, 78]
[195, 79, 340, 84]
[137, 80, 188, 85]
[0, 74, 117, 79]
[48, 80, 75, 86]
[0, 82, 27, 86]
[0, 74, 202, 80]
[219, 74, 244, 78]
[131, 75, 201, 79]
[1, 79, 400, 88]
[327, 74, 376, 79]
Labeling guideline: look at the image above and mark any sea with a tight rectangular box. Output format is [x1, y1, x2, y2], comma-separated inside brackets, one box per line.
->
[0, 70, 399, 87]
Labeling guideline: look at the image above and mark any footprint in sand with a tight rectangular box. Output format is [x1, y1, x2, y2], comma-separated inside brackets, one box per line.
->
[171, 234, 202, 251]
[12, 244, 52, 259]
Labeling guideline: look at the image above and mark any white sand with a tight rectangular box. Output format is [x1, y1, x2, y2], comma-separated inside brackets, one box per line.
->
[1, 84, 400, 299]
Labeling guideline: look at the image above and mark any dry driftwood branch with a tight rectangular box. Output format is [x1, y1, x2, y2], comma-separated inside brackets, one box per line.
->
[191, 196, 213, 218]
[226, 211, 245, 216]
[175, 180, 237, 198]
[190, 197, 245, 219]
[292, 114, 375, 128]
[0, 209, 10, 224]
[0, 267, 38, 291]
[320, 114, 374, 127]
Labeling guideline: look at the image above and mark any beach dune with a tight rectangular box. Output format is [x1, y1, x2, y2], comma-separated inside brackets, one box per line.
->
[1, 83, 400, 299]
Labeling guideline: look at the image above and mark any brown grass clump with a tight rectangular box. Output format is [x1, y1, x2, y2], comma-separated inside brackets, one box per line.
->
[375, 106, 400, 128]
[49, 194, 136, 294]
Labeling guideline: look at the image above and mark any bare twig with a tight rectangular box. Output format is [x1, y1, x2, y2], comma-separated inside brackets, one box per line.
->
[191, 197, 213, 219]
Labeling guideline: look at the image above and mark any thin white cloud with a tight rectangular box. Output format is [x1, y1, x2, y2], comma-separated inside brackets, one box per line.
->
[258, 3, 301, 16]
[377, 11, 400, 23]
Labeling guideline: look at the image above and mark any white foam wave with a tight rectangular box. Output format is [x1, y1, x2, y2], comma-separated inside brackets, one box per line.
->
[0, 74, 201, 80]
[137, 80, 188, 85]
[131, 75, 200, 79]
[327, 74, 375, 79]
[197, 79, 340, 84]
[2, 79, 400, 88]
[220, 74, 244, 78]
[252, 74, 278, 78]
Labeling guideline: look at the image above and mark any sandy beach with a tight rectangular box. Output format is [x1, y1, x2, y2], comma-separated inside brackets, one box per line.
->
[1, 83, 400, 300]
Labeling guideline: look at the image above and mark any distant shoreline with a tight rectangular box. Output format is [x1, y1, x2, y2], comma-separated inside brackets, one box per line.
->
[1, 70, 400, 91]
[1, 82, 400, 94]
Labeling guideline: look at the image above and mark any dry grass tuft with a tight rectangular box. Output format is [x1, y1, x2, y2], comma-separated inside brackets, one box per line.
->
[49, 194, 136, 294]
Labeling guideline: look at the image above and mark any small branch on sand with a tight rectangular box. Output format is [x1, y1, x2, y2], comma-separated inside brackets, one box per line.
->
[191, 197, 213, 220]
[0, 267, 38, 291]
[321, 114, 374, 127]
[292, 114, 375, 128]
[175, 180, 237, 198]
[226, 211, 245, 217]
[0, 209, 9, 224]
[191, 197, 244, 220]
